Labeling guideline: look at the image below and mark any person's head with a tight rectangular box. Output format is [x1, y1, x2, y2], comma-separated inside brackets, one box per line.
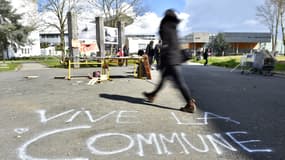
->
[164, 9, 180, 21]
[165, 9, 176, 17]
[150, 40, 154, 45]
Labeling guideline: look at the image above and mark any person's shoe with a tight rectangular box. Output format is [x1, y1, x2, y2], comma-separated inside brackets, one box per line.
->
[180, 98, 197, 113]
[143, 92, 155, 103]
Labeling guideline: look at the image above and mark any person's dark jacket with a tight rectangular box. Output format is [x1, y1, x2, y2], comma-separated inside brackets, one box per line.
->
[123, 46, 129, 56]
[146, 43, 154, 57]
[159, 11, 183, 67]
[203, 50, 209, 59]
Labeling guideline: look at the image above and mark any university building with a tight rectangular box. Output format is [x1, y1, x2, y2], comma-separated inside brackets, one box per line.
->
[39, 32, 273, 56]
[180, 32, 272, 55]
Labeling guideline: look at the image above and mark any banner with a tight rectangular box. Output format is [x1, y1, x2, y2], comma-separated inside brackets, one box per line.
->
[79, 40, 99, 57]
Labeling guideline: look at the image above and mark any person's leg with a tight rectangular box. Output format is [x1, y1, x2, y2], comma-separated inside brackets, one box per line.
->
[149, 56, 154, 70]
[156, 56, 160, 70]
[143, 67, 168, 102]
[148, 55, 152, 66]
[169, 65, 196, 113]
[169, 65, 191, 102]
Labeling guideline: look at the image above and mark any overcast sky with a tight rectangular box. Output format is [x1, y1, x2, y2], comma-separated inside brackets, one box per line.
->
[125, 0, 269, 36]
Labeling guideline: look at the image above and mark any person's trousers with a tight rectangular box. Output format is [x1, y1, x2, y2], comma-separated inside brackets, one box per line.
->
[204, 58, 208, 66]
[148, 55, 154, 66]
[150, 65, 191, 103]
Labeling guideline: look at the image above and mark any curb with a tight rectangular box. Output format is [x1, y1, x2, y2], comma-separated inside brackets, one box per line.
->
[273, 71, 285, 78]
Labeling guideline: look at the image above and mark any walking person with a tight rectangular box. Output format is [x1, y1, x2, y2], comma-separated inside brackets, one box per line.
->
[154, 40, 162, 70]
[142, 9, 197, 113]
[123, 44, 129, 57]
[203, 48, 209, 66]
[123, 44, 129, 66]
[145, 40, 155, 69]
[116, 48, 124, 66]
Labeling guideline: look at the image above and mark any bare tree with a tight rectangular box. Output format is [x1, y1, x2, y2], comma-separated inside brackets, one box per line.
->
[278, 0, 285, 54]
[87, 0, 146, 55]
[257, 0, 281, 52]
[39, 0, 82, 61]
[18, 0, 40, 28]
[88, 0, 146, 27]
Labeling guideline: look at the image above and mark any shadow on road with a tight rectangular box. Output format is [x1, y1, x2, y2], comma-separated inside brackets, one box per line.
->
[99, 93, 179, 111]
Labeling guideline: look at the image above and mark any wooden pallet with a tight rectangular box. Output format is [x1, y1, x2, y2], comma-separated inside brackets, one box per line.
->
[143, 55, 152, 80]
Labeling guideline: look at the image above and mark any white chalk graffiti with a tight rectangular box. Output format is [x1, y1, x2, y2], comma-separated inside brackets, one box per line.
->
[36, 109, 75, 123]
[85, 132, 271, 156]
[37, 109, 136, 124]
[14, 128, 29, 134]
[137, 133, 163, 156]
[226, 131, 272, 153]
[36, 109, 241, 125]
[206, 133, 237, 154]
[15, 109, 272, 160]
[116, 111, 140, 124]
[18, 125, 91, 160]
[171, 112, 240, 125]
[87, 133, 135, 155]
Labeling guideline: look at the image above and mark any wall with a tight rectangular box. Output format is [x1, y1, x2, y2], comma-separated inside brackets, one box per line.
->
[40, 33, 69, 47]
[182, 32, 272, 55]
[41, 47, 62, 57]
[127, 38, 158, 54]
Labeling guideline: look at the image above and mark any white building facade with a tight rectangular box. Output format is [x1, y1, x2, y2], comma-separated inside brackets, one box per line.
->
[126, 35, 158, 54]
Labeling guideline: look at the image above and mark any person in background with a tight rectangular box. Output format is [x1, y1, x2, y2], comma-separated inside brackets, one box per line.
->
[196, 50, 201, 61]
[154, 40, 162, 70]
[116, 48, 123, 57]
[142, 9, 197, 113]
[116, 48, 124, 66]
[145, 40, 155, 69]
[138, 49, 144, 56]
[123, 44, 129, 57]
[203, 48, 209, 66]
[123, 44, 129, 66]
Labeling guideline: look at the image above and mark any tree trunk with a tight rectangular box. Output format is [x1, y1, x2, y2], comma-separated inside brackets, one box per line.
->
[272, 30, 275, 51]
[274, 22, 279, 52]
[60, 30, 66, 62]
[281, 19, 285, 53]
[281, 11, 285, 55]
[274, 2, 281, 52]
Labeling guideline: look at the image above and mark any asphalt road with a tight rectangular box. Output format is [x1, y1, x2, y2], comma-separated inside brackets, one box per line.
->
[0, 63, 284, 160]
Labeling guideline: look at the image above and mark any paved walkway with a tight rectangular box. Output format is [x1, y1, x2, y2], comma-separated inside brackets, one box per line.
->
[0, 64, 284, 160]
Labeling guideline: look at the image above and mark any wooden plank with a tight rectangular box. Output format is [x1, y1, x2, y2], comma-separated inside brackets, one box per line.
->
[143, 55, 152, 80]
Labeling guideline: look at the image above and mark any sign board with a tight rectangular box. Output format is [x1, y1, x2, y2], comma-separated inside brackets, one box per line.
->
[104, 27, 118, 44]
[72, 39, 80, 48]
[79, 40, 99, 57]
